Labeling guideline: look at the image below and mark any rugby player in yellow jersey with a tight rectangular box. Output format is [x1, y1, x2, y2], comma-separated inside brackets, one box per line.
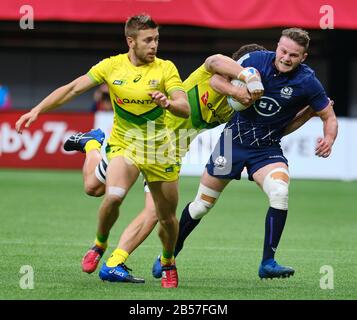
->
[15, 14, 194, 289]
[69, 44, 266, 280]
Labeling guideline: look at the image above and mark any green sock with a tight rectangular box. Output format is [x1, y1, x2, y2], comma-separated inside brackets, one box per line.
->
[95, 234, 108, 249]
[161, 249, 174, 265]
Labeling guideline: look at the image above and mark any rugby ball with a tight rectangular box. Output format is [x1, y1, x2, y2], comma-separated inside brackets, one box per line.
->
[227, 79, 250, 112]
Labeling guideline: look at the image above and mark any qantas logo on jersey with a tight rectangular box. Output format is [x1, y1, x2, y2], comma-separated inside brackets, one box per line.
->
[115, 96, 152, 105]
[201, 91, 209, 105]
[116, 96, 124, 104]
[253, 96, 281, 117]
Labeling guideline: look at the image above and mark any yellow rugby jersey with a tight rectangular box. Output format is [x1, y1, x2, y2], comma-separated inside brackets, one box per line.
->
[184, 63, 234, 129]
[165, 63, 235, 160]
[88, 53, 184, 162]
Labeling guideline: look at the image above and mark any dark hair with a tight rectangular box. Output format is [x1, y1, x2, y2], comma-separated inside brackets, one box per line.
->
[281, 28, 310, 52]
[125, 14, 158, 38]
[231, 43, 267, 61]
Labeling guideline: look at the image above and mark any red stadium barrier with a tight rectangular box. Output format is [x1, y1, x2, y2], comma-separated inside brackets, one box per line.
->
[0, 111, 94, 169]
[1, 0, 356, 29]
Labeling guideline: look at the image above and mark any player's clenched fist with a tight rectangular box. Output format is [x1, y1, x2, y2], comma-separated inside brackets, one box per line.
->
[238, 67, 264, 101]
[149, 91, 171, 109]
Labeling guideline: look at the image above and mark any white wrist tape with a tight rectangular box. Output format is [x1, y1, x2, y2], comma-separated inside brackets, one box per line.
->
[247, 80, 264, 93]
[237, 67, 260, 82]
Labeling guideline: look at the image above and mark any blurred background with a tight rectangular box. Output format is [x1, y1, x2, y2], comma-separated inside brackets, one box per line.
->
[1, 1, 356, 301]
[0, 0, 356, 178]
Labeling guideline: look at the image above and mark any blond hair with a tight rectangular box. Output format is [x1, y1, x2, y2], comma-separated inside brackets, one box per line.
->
[125, 14, 158, 38]
[281, 28, 310, 52]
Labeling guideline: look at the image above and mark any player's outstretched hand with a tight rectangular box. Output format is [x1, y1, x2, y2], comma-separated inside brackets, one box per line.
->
[315, 137, 333, 158]
[149, 91, 170, 109]
[15, 110, 39, 134]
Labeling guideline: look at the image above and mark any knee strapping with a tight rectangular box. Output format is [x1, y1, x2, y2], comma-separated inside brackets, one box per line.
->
[108, 186, 127, 199]
[189, 184, 220, 219]
[263, 168, 289, 210]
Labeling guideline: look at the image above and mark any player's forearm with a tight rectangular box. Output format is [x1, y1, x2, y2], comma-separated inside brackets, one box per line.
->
[167, 97, 190, 118]
[210, 75, 235, 96]
[205, 54, 244, 78]
[283, 106, 315, 136]
[317, 103, 338, 145]
[31, 75, 95, 115]
[322, 116, 338, 145]
[210, 75, 252, 106]
[32, 83, 80, 115]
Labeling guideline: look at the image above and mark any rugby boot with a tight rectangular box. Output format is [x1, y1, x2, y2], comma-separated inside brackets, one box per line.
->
[258, 259, 295, 279]
[99, 263, 145, 283]
[64, 128, 105, 153]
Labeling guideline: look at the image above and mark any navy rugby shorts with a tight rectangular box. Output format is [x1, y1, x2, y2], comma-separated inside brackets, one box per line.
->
[206, 132, 288, 181]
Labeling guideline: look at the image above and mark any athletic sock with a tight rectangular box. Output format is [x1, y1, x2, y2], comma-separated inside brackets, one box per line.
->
[84, 140, 101, 153]
[94, 234, 108, 250]
[262, 207, 288, 263]
[174, 202, 201, 257]
[161, 250, 175, 266]
[106, 248, 129, 267]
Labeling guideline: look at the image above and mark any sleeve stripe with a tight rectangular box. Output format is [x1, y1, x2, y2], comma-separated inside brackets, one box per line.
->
[87, 71, 101, 84]
[167, 86, 185, 95]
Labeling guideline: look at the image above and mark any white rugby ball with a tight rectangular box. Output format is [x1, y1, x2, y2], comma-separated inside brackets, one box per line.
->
[227, 79, 250, 111]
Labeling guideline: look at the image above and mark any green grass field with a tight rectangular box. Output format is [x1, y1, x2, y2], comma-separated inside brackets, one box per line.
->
[0, 169, 356, 300]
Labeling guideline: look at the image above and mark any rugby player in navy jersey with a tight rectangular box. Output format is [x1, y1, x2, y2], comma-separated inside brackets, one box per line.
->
[153, 28, 338, 279]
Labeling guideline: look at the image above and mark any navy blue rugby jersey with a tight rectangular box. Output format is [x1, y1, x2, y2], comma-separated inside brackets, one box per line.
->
[227, 51, 329, 146]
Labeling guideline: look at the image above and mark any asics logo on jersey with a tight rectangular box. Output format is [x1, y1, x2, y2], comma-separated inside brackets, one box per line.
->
[253, 96, 281, 117]
[133, 75, 142, 83]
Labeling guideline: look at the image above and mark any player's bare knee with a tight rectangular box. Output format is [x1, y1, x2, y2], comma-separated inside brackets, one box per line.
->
[104, 194, 124, 207]
[263, 168, 290, 210]
[189, 183, 221, 219]
[158, 213, 176, 227]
